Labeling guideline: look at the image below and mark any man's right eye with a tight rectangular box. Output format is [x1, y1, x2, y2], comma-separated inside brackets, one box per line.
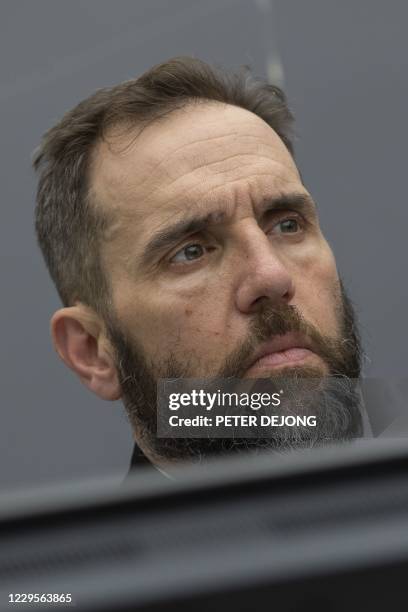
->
[170, 243, 206, 264]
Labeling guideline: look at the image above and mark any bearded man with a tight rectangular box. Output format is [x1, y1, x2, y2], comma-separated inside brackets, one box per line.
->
[33, 57, 365, 472]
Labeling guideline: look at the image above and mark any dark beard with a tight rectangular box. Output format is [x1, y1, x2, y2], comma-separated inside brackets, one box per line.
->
[106, 280, 364, 463]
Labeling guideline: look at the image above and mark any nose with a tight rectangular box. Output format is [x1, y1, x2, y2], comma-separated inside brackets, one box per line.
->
[235, 228, 295, 314]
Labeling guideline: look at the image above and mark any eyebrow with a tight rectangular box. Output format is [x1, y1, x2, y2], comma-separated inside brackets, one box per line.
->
[140, 192, 316, 268]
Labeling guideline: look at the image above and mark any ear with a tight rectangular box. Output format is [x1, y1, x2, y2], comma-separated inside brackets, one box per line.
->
[50, 305, 122, 401]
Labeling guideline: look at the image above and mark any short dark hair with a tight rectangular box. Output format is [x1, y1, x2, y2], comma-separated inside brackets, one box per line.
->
[33, 56, 295, 320]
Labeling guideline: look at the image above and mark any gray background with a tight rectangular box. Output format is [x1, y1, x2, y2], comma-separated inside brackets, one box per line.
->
[1, 0, 406, 489]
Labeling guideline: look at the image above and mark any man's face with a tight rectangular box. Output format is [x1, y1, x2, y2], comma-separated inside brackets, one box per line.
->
[89, 102, 362, 460]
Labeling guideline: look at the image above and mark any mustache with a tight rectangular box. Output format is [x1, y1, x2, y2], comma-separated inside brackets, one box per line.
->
[219, 302, 352, 379]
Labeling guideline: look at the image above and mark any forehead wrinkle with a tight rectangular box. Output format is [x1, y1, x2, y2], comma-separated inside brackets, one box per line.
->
[152, 152, 281, 196]
[124, 103, 291, 192]
[120, 132, 253, 201]
[145, 134, 289, 190]
[144, 123, 299, 199]
[146, 151, 301, 217]
[149, 160, 304, 225]
[148, 131, 243, 167]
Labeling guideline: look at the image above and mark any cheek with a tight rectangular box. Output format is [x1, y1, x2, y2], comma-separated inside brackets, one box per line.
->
[113, 276, 233, 358]
[294, 243, 341, 332]
[169, 288, 233, 346]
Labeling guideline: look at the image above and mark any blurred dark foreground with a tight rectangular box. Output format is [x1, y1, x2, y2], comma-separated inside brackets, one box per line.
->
[1, 439, 408, 611]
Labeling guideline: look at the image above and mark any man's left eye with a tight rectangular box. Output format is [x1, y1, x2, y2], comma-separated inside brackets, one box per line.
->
[274, 218, 301, 234]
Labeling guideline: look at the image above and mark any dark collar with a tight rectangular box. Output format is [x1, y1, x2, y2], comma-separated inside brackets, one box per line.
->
[128, 444, 153, 474]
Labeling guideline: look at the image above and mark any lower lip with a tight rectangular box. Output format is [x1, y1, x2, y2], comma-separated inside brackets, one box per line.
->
[251, 348, 316, 370]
